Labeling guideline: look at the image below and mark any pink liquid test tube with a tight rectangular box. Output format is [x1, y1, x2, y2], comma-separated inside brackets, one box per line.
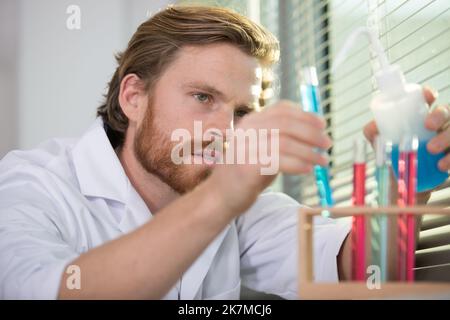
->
[397, 135, 418, 282]
[352, 139, 366, 281]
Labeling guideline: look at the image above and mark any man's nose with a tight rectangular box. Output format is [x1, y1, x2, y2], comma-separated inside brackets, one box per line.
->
[208, 106, 234, 138]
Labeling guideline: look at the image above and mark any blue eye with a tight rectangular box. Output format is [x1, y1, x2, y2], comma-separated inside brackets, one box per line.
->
[193, 93, 211, 103]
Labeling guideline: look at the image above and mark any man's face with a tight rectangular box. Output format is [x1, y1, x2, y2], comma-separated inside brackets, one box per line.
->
[134, 43, 263, 194]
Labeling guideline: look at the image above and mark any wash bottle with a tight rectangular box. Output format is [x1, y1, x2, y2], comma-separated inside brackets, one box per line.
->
[333, 27, 448, 192]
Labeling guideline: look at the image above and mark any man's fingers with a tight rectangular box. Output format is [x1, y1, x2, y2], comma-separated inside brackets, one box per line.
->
[423, 86, 438, 106]
[278, 120, 332, 150]
[425, 104, 450, 131]
[438, 153, 450, 172]
[279, 138, 329, 166]
[427, 122, 450, 154]
[279, 155, 313, 174]
[363, 121, 378, 144]
[264, 111, 331, 150]
[270, 101, 326, 129]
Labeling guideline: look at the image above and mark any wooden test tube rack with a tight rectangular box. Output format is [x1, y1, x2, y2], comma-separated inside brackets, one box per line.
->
[298, 206, 450, 299]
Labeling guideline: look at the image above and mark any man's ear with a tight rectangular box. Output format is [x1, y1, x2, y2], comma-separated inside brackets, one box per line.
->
[118, 74, 146, 124]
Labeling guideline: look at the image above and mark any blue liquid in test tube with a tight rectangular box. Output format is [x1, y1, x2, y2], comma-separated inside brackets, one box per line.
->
[300, 67, 334, 210]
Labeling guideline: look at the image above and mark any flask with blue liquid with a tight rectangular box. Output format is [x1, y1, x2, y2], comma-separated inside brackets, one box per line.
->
[334, 27, 448, 192]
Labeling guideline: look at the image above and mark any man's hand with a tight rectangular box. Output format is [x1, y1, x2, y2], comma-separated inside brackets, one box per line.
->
[210, 100, 331, 215]
[363, 86, 449, 204]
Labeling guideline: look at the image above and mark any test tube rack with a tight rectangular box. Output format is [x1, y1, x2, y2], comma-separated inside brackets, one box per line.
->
[298, 206, 450, 299]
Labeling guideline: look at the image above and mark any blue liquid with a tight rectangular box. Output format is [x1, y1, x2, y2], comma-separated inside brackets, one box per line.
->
[300, 77, 335, 209]
[391, 139, 449, 192]
[314, 165, 334, 207]
[301, 84, 323, 115]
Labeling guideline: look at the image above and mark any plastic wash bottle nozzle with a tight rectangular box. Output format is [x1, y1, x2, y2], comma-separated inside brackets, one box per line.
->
[333, 27, 448, 192]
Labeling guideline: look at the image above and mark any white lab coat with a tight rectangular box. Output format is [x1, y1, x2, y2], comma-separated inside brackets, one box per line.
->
[0, 118, 351, 299]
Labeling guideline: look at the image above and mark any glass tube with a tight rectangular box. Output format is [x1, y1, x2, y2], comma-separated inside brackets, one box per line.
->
[352, 138, 366, 281]
[299, 66, 334, 213]
[397, 135, 418, 282]
[371, 136, 392, 282]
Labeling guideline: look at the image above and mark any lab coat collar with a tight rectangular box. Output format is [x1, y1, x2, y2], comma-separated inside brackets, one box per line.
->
[71, 118, 129, 203]
[119, 180, 153, 232]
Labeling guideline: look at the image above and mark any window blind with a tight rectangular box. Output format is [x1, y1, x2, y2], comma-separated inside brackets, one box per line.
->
[285, 0, 450, 280]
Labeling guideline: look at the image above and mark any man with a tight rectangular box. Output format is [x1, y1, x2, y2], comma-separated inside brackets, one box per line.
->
[0, 6, 448, 299]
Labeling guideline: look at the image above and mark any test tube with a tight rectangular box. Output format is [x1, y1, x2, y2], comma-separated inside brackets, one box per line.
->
[352, 138, 366, 281]
[371, 136, 392, 282]
[299, 66, 334, 213]
[397, 135, 418, 282]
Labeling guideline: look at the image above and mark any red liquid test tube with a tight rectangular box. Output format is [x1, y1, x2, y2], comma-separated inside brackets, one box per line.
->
[352, 139, 366, 281]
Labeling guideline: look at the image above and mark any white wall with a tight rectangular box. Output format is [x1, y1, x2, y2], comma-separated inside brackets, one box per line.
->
[0, 0, 173, 156]
[0, 0, 19, 157]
